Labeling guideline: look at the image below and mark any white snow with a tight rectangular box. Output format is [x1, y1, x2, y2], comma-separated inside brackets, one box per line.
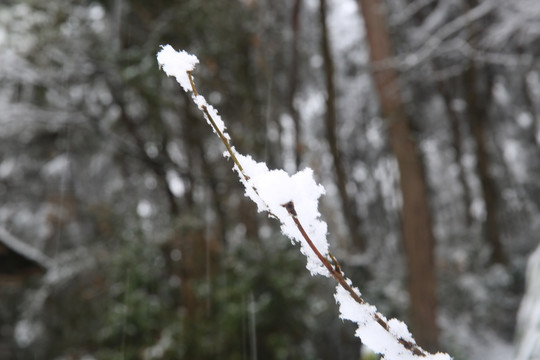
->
[388, 318, 415, 344]
[0, 157, 15, 179]
[516, 111, 533, 129]
[166, 169, 185, 197]
[157, 46, 230, 140]
[41, 154, 70, 178]
[143, 329, 174, 360]
[157, 45, 329, 275]
[236, 153, 330, 276]
[156, 45, 199, 92]
[156, 45, 453, 360]
[514, 244, 540, 360]
[137, 200, 154, 218]
[335, 284, 375, 325]
[14, 319, 42, 348]
[335, 283, 451, 360]
[193, 94, 230, 141]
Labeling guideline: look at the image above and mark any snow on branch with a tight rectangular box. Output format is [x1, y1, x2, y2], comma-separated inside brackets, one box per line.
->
[156, 45, 452, 360]
[156, 46, 199, 92]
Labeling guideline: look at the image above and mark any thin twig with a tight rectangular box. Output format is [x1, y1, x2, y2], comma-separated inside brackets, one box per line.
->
[282, 201, 426, 357]
[185, 68, 426, 357]
[187, 71, 246, 178]
[185, 71, 287, 220]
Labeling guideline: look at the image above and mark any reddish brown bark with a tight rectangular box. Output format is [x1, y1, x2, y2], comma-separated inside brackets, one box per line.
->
[357, 0, 439, 351]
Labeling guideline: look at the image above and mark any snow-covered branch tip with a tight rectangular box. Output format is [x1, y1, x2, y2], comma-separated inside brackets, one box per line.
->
[156, 44, 452, 360]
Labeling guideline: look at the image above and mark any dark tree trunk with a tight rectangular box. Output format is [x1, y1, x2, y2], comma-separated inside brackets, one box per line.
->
[289, 0, 303, 171]
[357, 0, 439, 351]
[438, 81, 474, 227]
[463, 63, 506, 264]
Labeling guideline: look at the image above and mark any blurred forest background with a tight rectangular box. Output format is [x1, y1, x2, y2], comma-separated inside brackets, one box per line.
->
[1, 0, 540, 359]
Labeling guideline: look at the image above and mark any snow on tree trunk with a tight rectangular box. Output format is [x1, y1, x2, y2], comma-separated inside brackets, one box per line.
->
[357, 0, 439, 351]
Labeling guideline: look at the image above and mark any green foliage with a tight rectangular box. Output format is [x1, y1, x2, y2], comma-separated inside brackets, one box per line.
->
[32, 224, 331, 360]
[96, 235, 172, 359]
[149, 235, 325, 360]
[361, 350, 381, 360]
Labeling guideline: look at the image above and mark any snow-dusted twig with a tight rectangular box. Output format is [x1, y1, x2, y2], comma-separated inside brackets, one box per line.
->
[156, 45, 452, 360]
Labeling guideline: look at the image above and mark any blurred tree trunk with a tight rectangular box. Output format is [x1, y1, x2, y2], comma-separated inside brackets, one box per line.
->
[289, 0, 303, 171]
[463, 0, 506, 264]
[522, 72, 540, 150]
[519, 72, 540, 214]
[463, 63, 506, 264]
[438, 81, 473, 227]
[319, 0, 365, 251]
[357, 0, 439, 351]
